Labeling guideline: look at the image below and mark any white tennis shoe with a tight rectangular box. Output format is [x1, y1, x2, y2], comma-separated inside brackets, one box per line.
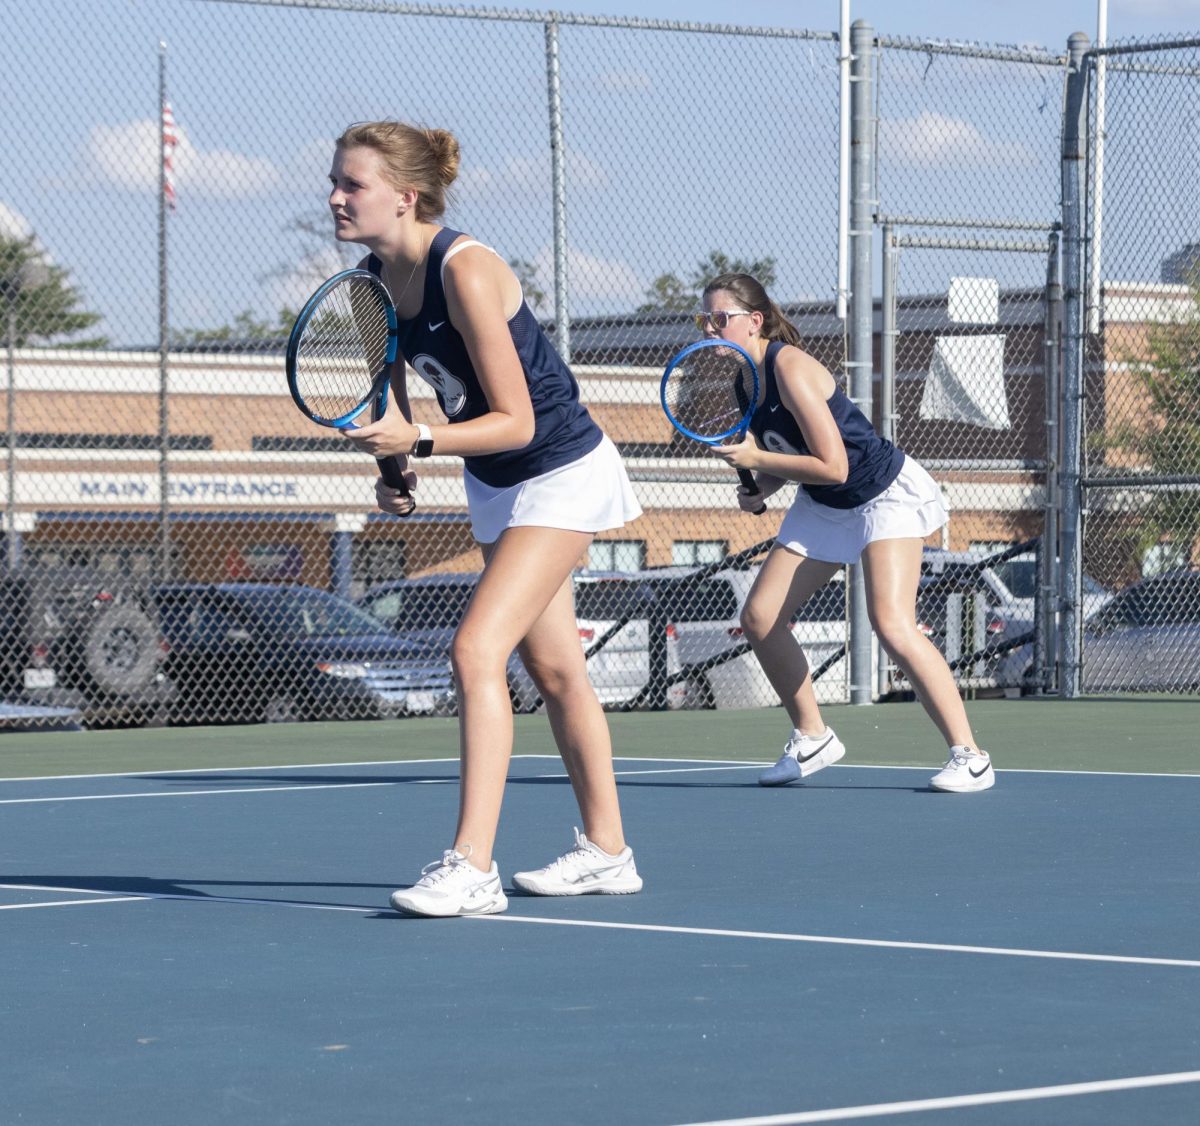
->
[758, 727, 846, 786]
[930, 746, 995, 793]
[512, 828, 643, 896]
[389, 849, 508, 917]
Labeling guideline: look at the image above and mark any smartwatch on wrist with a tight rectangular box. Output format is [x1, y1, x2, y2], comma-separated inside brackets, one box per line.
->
[410, 423, 434, 459]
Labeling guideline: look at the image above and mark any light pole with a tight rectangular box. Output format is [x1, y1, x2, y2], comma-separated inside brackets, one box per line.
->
[3, 256, 50, 571]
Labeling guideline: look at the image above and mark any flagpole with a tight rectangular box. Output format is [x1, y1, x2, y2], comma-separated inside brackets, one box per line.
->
[157, 40, 170, 579]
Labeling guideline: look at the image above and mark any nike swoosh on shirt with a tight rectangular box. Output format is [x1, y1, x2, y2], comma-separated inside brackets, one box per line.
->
[769, 403, 780, 412]
[428, 320, 446, 331]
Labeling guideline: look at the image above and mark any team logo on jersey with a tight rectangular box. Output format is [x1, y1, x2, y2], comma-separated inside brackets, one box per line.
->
[412, 353, 468, 417]
[762, 430, 800, 456]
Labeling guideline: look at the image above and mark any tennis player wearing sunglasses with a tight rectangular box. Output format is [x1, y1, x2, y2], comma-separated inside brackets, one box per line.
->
[700, 272, 995, 795]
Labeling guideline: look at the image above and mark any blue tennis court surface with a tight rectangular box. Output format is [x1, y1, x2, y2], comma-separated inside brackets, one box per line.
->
[3, 755, 1199, 1124]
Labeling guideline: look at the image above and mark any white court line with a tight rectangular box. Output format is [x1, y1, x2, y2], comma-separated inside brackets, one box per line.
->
[0, 896, 146, 911]
[0, 882, 371, 913]
[4, 882, 1198, 968]
[0, 781, 406, 805]
[0, 756, 459, 784]
[671, 1069, 1200, 1124]
[2, 753, 1197, 786]
[472, 914, 1200, 969]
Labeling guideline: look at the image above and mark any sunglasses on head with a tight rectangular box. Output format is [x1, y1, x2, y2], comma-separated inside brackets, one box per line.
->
[693, 309, 753, 333]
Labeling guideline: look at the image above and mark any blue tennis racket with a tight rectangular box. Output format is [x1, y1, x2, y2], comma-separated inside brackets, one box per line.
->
[286, 268, 413, 508]
[661, 338, 765, 515]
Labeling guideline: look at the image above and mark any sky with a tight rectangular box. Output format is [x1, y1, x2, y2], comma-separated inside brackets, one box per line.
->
[545, 0, 1200, 48]
[3, 0, 1200, 347]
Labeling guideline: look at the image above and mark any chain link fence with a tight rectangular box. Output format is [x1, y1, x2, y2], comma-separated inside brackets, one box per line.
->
[2, 1, 1193, 731]
[1073, 35, 1200, 695]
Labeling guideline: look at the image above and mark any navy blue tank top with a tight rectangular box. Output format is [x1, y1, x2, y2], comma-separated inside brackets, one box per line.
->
[748, 341, 903, 510]
[368, 228, 602, 488]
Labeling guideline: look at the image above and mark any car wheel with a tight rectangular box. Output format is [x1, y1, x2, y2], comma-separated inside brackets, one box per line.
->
[667, 674, 715, 710]
[83, 604, 161, 695]
[263, 694, 302, 724]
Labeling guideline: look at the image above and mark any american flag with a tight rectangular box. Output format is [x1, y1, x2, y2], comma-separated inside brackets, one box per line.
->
[161, 100, 178, 211]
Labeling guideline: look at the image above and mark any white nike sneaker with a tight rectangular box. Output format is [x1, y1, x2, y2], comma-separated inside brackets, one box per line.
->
[930, 747, 995, 793]
[389, 849, 508, 917]
[512, 828, 643, 896]
[758, 727, 846, 786]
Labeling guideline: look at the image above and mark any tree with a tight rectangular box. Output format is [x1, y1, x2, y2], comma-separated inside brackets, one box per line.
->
[638, 273, 693, 313]
[171, 308, 298, 348]
[637, 250, 779, 313]
[508, 258, 547, 314]
[1, 234, 106, 348]
[1099, 279, 1200, 568]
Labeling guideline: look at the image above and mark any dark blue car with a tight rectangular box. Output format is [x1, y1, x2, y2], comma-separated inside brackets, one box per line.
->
[155, 583, 454, 725]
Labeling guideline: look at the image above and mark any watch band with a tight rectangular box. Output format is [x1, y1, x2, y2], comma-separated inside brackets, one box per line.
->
[411, 422, 434, 459]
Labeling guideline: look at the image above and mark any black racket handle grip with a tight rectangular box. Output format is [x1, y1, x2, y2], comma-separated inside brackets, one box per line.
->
[738, 469, 766, 516]
[377, 456, 412, 496]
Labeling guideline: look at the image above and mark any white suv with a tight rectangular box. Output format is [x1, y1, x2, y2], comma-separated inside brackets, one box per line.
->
[574, 567, 849, 710]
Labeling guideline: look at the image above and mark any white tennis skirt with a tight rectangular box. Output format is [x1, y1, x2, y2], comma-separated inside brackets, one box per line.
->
[465, 435, 643, 545]
[776, 455, 949, 565]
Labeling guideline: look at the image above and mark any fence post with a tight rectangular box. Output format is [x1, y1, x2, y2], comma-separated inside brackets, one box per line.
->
[544, 16, 571, 364]
[1038, 230, 1063, 694]
[848, 19, 876, 704]
[877, 222, 897, 698]
[1059, 31, 1090, 699]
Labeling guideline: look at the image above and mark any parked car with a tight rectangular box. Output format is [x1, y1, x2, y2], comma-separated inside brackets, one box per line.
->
[0, 566, 174, 728]
[154, 583, 454, 724]
[1080, 568, 1200, 692]
[354, 575, 541, 712]
[574, 566, 849, 709]
[359, 566, 851, 714]
[917, 548, 1111, 688]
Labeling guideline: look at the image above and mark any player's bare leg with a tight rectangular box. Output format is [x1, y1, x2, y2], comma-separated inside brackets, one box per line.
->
[449, 526, 602, 869]
[740, 545, 842, 733]
[860, 537, 976, 749]
[511, 565, 627, 857]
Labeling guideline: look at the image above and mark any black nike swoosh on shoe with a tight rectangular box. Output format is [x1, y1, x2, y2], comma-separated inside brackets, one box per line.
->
[796, 735, 834, 763]
[969, 763, 992, 778]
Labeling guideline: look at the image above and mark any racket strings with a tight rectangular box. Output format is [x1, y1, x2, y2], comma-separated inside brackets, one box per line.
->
[293, 278, 392, 423]
[664, 352, 756, 441]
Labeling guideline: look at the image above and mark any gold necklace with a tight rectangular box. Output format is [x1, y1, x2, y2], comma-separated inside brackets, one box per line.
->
[385, 235, 426, 311]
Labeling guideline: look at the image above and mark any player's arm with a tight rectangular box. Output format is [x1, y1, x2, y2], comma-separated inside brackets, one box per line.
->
[718, 348, 847, 486]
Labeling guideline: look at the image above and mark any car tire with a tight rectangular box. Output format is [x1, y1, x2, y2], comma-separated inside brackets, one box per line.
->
[83, 603, 161, 695]
[668, 674, 715, 710]
[263, 693, 302, 724]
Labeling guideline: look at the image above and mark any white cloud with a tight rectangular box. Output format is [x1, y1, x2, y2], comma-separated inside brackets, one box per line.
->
[0, 202, 35, 241]
[598, 69, 653, 93]
[0, 203, 55, 268]
[84, 118, 279, 199]
[884, 111, 1035, 166]
[457, 150, 608, 199]
[264, 247, 356, 313]
[532, 244, 643, 311]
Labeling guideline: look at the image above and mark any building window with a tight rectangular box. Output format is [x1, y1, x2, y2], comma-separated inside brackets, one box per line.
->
[672, 540, 727, 567]
[588, 540, 645, 572]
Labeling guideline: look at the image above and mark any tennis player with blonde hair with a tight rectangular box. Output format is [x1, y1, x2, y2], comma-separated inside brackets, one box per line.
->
[331, 120, 645, 915]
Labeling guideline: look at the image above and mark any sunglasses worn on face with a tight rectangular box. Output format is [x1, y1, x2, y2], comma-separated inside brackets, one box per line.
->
[694, 310, 753, 332]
